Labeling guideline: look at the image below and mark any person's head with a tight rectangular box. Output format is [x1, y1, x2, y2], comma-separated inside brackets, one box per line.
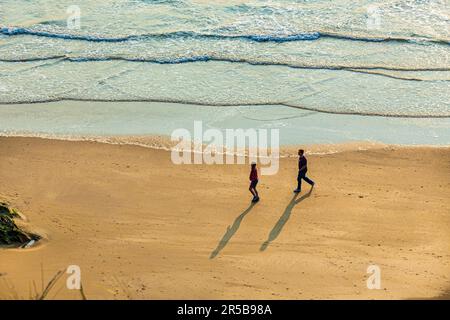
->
[298, 149, 304, 156]
[251, 162, 257, 169]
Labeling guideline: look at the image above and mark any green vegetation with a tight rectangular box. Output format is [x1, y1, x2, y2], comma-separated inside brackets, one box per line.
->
[0, 202, 37, 246]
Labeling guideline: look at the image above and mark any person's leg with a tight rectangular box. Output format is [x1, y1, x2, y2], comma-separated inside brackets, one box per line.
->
[303, 175, 315, 186]
[249, 186, 256, 197]
[253, 181, 259, 199]
[294, 172, 302, 192]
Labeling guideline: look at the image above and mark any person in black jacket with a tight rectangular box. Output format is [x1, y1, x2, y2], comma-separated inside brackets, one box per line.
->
[294, 149, 315, 193]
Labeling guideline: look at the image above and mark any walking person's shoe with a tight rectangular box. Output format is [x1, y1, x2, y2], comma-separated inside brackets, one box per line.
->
[293, 188, 301, 193]
[252, 196, 260, 203]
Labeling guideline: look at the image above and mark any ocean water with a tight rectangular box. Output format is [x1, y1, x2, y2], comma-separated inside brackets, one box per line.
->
[0, 0, 449, 144]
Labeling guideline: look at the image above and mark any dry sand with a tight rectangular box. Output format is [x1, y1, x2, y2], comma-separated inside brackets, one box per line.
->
[0, 136, 449, 299]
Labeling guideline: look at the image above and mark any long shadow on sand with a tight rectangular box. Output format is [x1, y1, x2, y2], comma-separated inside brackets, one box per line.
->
[260, 187, 313, 252]
[210, 202, 256, 259]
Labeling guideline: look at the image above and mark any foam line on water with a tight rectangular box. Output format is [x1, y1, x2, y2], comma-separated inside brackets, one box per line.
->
[0, 98, 449, 118]
[1, 55, 449, 82]
[1, 26, 449, 46]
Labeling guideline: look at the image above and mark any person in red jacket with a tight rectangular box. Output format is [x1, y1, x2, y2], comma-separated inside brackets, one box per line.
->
[249, 162, 260, 202]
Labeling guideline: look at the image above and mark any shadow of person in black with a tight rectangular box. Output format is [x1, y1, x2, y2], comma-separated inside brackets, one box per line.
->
[260, 187, 313, 252]
[210, 202, 256, 259]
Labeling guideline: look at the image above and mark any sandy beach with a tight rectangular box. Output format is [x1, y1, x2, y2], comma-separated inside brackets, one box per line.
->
[0, 136, 449, 299]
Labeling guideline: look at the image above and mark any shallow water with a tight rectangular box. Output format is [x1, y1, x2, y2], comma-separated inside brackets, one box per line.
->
[1, 101, 449, 146]
[0, 0, 449, 143]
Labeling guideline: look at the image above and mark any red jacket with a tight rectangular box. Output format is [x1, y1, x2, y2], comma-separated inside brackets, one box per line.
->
[249, 168, 258, 181]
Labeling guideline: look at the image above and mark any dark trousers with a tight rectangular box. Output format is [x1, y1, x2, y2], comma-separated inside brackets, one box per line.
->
[297, 170, 314, 190]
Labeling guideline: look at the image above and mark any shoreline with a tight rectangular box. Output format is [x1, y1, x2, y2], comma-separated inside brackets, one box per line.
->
[1, 132, 449, 158]
[1, 101, 449, 147]
[0, 136, 449, 299]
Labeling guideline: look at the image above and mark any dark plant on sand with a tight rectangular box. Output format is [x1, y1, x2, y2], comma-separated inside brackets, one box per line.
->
[0, 202, 39, 246]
